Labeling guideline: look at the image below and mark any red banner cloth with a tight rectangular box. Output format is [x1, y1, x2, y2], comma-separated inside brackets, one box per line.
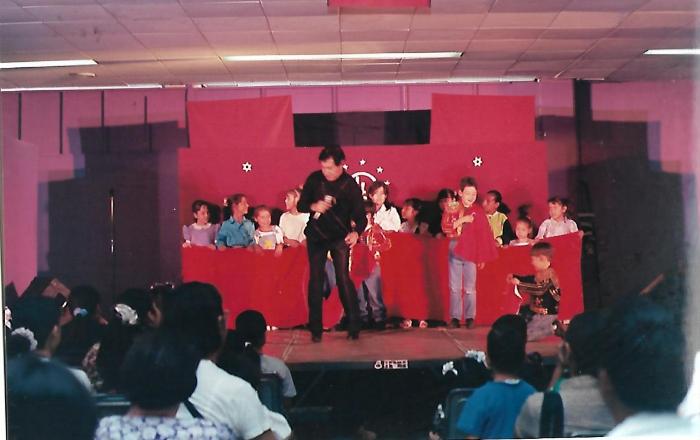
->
[187, 96, 295, 150]
[430, 94, 536, 145]
[182, 233, 583, 328]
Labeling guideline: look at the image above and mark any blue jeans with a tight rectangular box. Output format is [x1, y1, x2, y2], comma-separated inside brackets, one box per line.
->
[358, 265, 386, 322]
[448, 239, 477, 320]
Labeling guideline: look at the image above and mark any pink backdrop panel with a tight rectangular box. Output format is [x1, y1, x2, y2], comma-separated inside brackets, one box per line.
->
[431, 94, 536, 145]
[187, 95, 295, 150]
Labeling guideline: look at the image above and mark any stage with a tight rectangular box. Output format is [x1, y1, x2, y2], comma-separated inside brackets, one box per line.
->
[264, 326, 560, 371]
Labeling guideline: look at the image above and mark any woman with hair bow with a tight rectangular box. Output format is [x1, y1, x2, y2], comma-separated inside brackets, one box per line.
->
[7, 295, 92, 390]
[82, 288, 163, 392]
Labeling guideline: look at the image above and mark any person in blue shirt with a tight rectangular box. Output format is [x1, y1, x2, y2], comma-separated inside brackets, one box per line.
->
[456, 314, 536, 439]
[217, 194, 255, 249]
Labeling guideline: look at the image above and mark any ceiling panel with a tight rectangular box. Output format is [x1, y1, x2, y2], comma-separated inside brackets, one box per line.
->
[549, 12, 627, 29]
[275, 41, 341, 55]
[405, 40, 467, 52]
[429, 0, 494, 14]
[0, 22, 55, 37]
[481, 13, 557, 28]
[269, 15, 339, 31]
[410, 12, 484, 29]
[341, 12, 413, 31]
[566, 0, 648, 13]
[491, 0, 569, 13]
[180, 1, 263, 18]
[342, 30, 407, 42]
[620, 11, 695, 28]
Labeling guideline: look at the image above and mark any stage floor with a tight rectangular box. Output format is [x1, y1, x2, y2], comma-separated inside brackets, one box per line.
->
[264, 327, 560, 371]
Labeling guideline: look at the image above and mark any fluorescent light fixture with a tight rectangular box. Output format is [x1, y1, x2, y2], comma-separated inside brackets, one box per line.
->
[1, 83, 162, 92]
[225, 52, 462, 62]
[0, 59, 97, 69]
[644, 49, 700, 55]
[199, 76, 536, 88]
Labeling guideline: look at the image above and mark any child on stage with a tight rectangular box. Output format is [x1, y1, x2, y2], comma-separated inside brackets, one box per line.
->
[509, 217, 536, 247]
[253, 206, 284, 257]
[443, 177, 498, 329]
[358, 182, 400, 329]
[400, 198, 429, 235]
[216, 194, 255, 249]
[536, 197, 578, 239]
[507, 242, 561, 341]
[182, 200, 219, 249]
[482, 190, 514, 246]
[279, 188, 309, 248]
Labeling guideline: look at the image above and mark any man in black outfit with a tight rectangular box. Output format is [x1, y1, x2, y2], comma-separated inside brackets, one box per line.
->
[298, 146, 367, 342]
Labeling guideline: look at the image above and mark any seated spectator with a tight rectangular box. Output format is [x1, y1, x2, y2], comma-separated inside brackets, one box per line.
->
[55, 285, 106, 367]
[85, 288, 160, 392]
[235, 310, 297, 402]
[164, 282, 291, 440]
[218, 329, 263, 390]
[515, 311, 615, 437]
[455, 314, 535, 439]
[8, 295, 92, 390]
[600, 296, 700, 437]
[95, 331, 233, 439]
[7, 354, 97, 440]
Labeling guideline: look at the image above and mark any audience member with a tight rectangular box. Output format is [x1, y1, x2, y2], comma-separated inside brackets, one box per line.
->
[95, 331, 233, 439]
[54, 284, 106, 367]
[218, 329, 264, 390]
[515, 311, 615, 437]
[600, 296, 699, 437]
[86, 288, 160, 392]
[455, 314, 535, 439]
[164, 282, 290, 440]
[7, 354, 97, 440]
[9, 295, 92, 389]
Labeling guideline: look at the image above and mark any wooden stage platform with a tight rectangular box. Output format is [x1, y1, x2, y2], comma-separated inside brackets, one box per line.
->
[264, 326, 560, 371]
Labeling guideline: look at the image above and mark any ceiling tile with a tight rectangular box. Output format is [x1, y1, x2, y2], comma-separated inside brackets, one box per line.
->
[283, 60, 340, 73]
[461, 49, 524, 60]
[101, 3, 186, 20]
[583, 38, 650, 59]
[0, 22, 55, 37]
[491, 0, 568, 13]
[341, 61, 398, 73]
[22, 5, 112, 21]
[224, 60, 286, 75]
[194, 16, 269, 32]
[134, 33, 216, 59]
[1, 35, 76, 53]
[0, 5, 39, 23]
[540, 28, 610, 39]
[429, 0, 494, 14]
[287, 72, 341, 82]
[520, 50, 582, 61]
[120, 17, 198, 34]
[566, 0, 648, 12]
[341, 12, 413, 31]
[467, 39, 533, 52]
[229, 72, 289, 83]
[473, 28, 543, 40]
[509, 60, 573, 72]
[528, 39, 594, 51]
[341, 41, 406, 53]
[180, 1, 263, 18]
[404, 40, 467, 52]
[46, 20, 128, 37]
[410, 12, 484, 29]
[454, 59, 514, 69]
[162, 58, 229, 75]
[203, 31, 274, 48]
[620, 12, 694, 28]
[641, 0, 700, 12]
[570, 58, 629, 69]
[481, 12, 557, 28]
[398, 59, 457, 72]
[342, 30, 407, 42]
[341, 71, 397, 81]
[609, 28, 678, 39]
[275, 31, 340, 44]
[408, 29, 474, 41]
[263, 0, 336, 16]
[549, 12, 627, 29]
[275, 41, 340, 55]
[269, 15, 339, 31]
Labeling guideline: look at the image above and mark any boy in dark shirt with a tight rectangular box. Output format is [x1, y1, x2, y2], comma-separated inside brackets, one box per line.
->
[507, 242, 561, 341]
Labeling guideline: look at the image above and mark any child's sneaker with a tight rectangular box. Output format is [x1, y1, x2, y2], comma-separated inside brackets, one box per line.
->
[419, 320, 428, 329]
[400, 319, 412, 329]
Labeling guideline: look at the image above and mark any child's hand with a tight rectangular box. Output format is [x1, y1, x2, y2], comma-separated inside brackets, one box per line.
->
[477, 262, 485, 270]
[207, 244, 216, 250]
[274, 246, 283, 257]
[254, 245, 264, 255]
[182, 241, 191, 248]
[506, 274, 519, 285]
[453, 214, 474, 229]
[286, 239, 300, 248]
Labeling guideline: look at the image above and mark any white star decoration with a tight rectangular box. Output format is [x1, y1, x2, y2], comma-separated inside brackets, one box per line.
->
[359, 159, 366, 166]
[342, 164, 349, 170]
[472, 156, 483, 167]
[376, 167, 384, 174]
[242, 162, 252, 172]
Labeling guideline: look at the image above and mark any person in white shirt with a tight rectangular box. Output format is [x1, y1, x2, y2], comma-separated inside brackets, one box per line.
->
[279, 188, 309, 247]
[165, 282, 291, 440]
[599, 296, 700, 438]
[253, 206, 284, 257]
[535, 197, 578, 239]
[358, 181, 400, 329]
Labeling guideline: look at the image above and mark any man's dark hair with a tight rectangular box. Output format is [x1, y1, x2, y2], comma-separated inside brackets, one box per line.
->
[318, 146, 345, 165]
[487, 315, 527, 375]
[565, 311, 605, 376]
[235, 310, 267, 350]
[121, 331, 199, 410]
[531, 241, 553, 260]
[7, 355, 97, 440]
[161, 282, 224, 359]
[601, 296, 686, 412]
